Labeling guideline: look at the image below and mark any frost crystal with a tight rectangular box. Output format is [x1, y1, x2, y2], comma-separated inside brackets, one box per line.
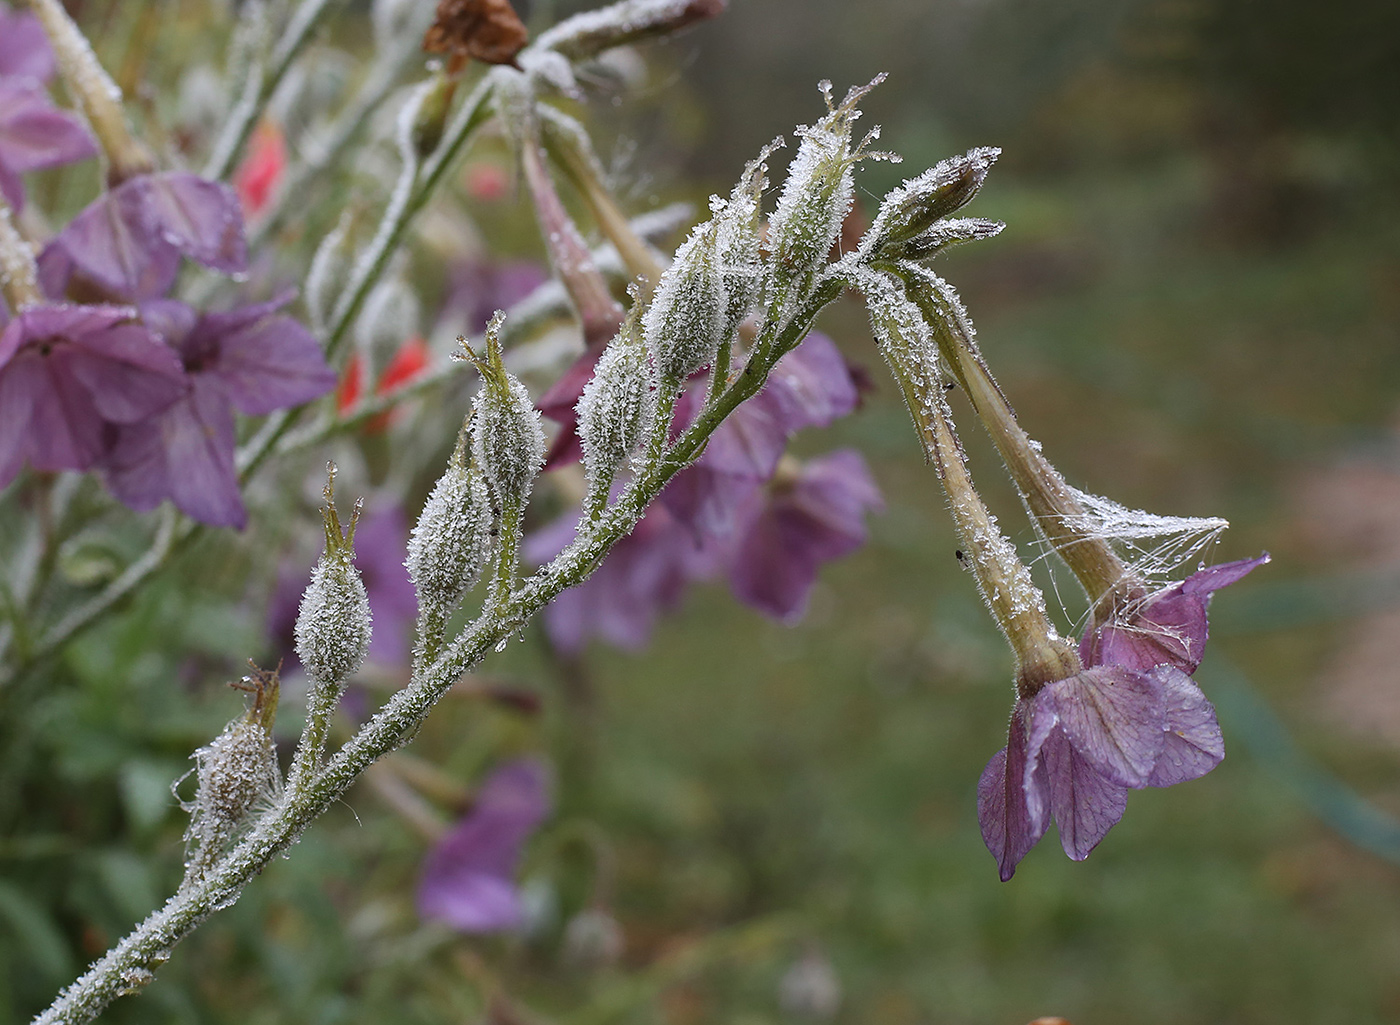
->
[407, 454, 493, 614]
[534, 0, 726, 63]
[1061, 486, 1229, 586]
[643, 217, 725, 383]
[469, 313, 547, 512]
[295, 476, 373, 688]
[715, 139, 780, 342]
[577, 308, 655, 488]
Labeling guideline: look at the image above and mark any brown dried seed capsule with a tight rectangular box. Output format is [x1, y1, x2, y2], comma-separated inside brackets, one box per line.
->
[423, 0, 529, 71]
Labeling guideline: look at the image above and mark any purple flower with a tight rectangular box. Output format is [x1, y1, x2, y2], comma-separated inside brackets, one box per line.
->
[726, 449, 884, 622]
[525, 499, 715, 654]
[445, 259, 549, 337]
[0, 5, 54, 84]
[526, 335, 880, 652]
[347, 503, 418, 667]
[102, 294, 335, 527]
[39, 171, 248, 302]
[0, 303, 184, 488]
[661, 331, 861, 538]
[977, 555, 1267, 880]
[418, 758, 551, 933]
[0, 79, 96, 212]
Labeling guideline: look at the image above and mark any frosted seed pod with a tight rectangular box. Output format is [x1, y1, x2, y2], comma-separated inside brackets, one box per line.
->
[295, 468, 372, 689]
[407, 443, 493, 613]
[859, 147, 1000, 261]
[716, 138, 780, 340]
[643, 217, 725, 382]
[468, 312, 546, 512]
[577, 307, 654, 485]
[180, 665, 282, 887]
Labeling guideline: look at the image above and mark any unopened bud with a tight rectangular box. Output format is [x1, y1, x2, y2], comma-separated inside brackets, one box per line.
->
[535, 0, 727, 63]
[467, 313, 546, 512]
[295, 468, 372, 688]
[407, 440, 493, 614]
[180, 665, 282, 887]
[860, 147, 999, 261]
[562, 909, 624, 971]
[577, 305, 654, 489]
[767, 78, 885, 306]
[411, 69, 457, 159]
[716, 139, 780, 339]
[356, 273, 422, 368]
[643, 217, 725, 382]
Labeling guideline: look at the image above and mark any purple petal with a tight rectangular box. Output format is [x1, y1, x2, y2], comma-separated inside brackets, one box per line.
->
[418, 758, 551, 933]
[1041, 727, 1129, 861]
[53, 182, 180, 300]
[760, 332, 859, 433]
[22, 347, 107, 471]
[195, 300, 334, 414]
[1036, 666, 1166, 788]
[0, 159, 20, 212]
[725, 449, 882, 621]
[1145, 665, 1224, 787]
[351, 504, 418, 666]
[977, 704, 1050, 881]
[158, 382, 245, 528]
[101, 417, 170, 513]
[63, 323, 186, 423]
[0, 81, 96, 174]
[1082, 555, 1269, 674]
[140, 172, 248, 274]
[0, 350, 43, 485]
[0, 8, 54, 82]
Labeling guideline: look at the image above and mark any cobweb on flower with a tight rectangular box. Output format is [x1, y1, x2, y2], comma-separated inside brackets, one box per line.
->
[1028, 483, 1230, 630]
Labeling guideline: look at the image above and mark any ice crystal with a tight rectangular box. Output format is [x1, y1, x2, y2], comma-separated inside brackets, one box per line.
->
[859, 146, 1000, 262]
[715, 138, 780, 343]
[1060, 485, 1230, 587]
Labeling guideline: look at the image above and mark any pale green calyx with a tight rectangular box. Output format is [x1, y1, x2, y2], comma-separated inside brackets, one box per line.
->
[577, 304, 656, 494]
[407, 437, 493, 614]
[467, 312, 546, 513]
[643, 216, 726, 383]
[294, 468, 372, 689]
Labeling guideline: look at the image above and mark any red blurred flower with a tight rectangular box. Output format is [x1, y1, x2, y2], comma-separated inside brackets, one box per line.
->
[233, 119, 286, 218]
[336, 336, 432, 433]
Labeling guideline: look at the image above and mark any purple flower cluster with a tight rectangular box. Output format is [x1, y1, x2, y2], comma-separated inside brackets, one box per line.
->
[418, 757, 551, 933]
[527, 332, 884, 652]
[0, 4, 95, 213]
[0, 3, 335, 526]
[978, 555, 1268, 880]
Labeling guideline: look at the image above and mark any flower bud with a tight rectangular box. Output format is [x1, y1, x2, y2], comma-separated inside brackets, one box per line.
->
[468, 313, 546, 512]
[577, 306, 654, 490]
[356, 272, 422, 370]
[643, 217, 725, 383]
[859, 147, 999, 261]
[295, 469, 372, 688]
[407, 441, 493, 614]
[562, 909, 624, 971]
[410, 69, 457, 159]
[715, 139, 780, 340]
[767, 78, 884, 307]
[535, 0, 727, 62]
[180, 665, 282, 887]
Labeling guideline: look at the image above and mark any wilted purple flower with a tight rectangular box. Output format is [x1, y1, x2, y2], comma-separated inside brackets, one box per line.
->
[0, 4, 54, 84]
[39, 171, 248, 302]
[418, 757, 551, 933]
[978, 555, 1267, 880]
[102, 294, 335, 527]
[661, 331, 861, 538]
[525, 499, 715, 654]
[526, 334, 878, 651]
[0, 303, 184, 488]
[726, 449, 883, 622]
[0, 80, 95, 212]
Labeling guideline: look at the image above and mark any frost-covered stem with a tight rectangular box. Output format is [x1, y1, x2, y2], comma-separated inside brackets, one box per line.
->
[25, 0, 153, 182]
[0, 201, 40, 308]
[237, 76, 496, 481]
[539, 108, 665, 291]
[488, 503, 523, 615]
[203, 0, 345, 182]
[412, 606, 449, 676]
[248, 31, 420, 247]
[921, 387, 1079, 694]
[897, 272, 1136, 614]
[286, 685, 338, 795]
[32, 264, 845, 1025]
